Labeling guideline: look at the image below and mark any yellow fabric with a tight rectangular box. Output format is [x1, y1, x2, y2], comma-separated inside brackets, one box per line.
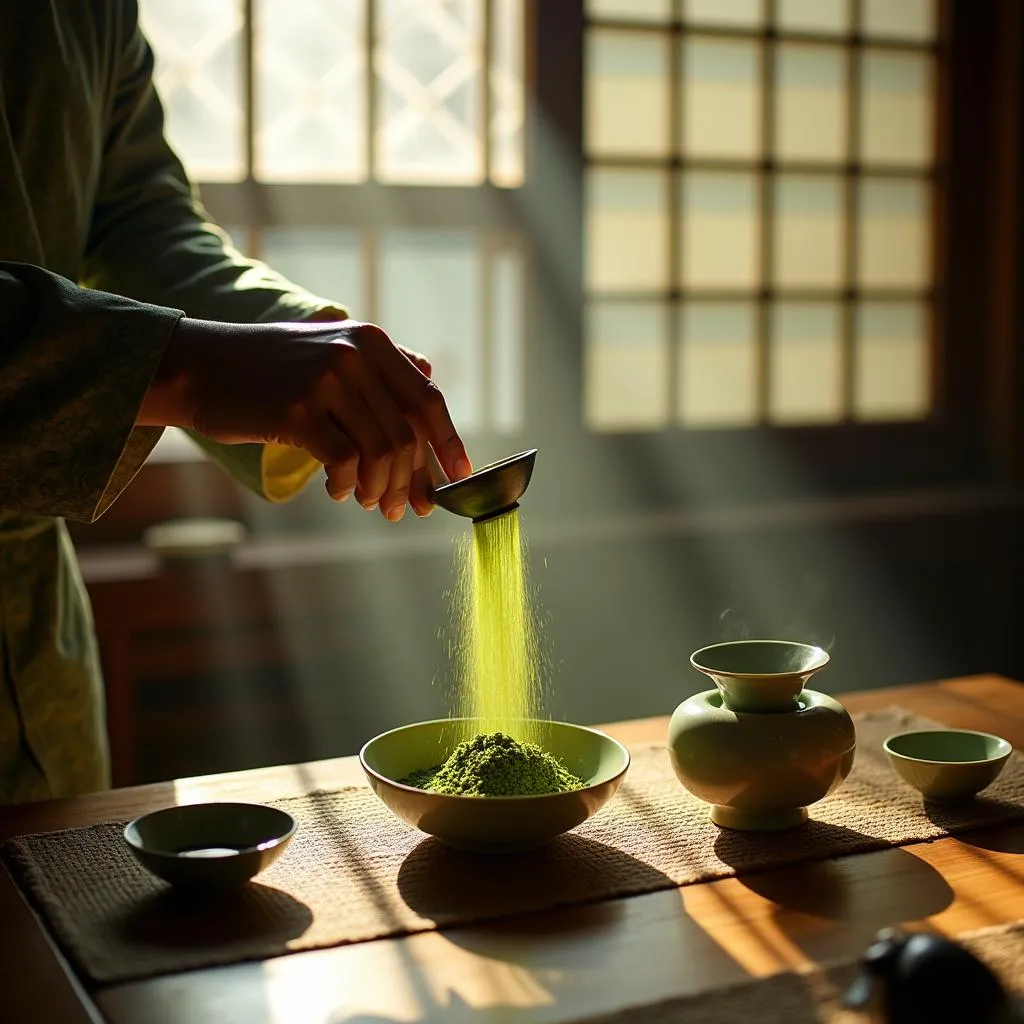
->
[261, 444, 323, 503]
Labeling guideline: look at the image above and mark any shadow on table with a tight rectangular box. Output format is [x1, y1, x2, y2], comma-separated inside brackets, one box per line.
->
[396, 831, 755, 1008]
[716, 820, 954, 961]
[396, 832, 675, 926]
[921, 798, 1024, 853]
[112, 882, 313, 950]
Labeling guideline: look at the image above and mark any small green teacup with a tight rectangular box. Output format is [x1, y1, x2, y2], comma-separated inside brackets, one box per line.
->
[883, 729, 1012, 803]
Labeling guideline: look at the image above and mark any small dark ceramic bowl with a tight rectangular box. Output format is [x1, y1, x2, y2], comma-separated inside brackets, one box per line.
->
[884, 729, 1013, 802]
[123, 802, 296, 891]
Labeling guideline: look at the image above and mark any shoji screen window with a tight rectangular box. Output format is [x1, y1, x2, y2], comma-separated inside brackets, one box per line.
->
[584, 0, 937, 432]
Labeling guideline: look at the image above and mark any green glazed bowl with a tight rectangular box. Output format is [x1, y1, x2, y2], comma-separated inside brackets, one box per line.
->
[884, 729, 1012, 802]
[359, 719, 630, 853]
[123, 802, 297, 891]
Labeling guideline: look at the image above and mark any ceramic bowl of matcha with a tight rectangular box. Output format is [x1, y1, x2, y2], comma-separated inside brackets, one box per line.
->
[359, 719, 629, 853]
[668, 640, 856, 831]
[123, 802, 296, 891]
[884, 729, 1012, 802]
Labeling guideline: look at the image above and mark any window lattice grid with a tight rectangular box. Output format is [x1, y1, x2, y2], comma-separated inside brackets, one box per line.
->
[583, 0, 939, 431]
[139, 0, 525, 187]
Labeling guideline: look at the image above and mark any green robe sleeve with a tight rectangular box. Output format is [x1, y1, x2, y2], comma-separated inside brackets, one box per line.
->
[0, 262, 180, 521]
[81, 0, 351, 501]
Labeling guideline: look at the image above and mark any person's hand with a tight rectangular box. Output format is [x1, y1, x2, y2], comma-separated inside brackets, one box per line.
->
[139, 317, 472, 521]
[391, 344, 441, 518]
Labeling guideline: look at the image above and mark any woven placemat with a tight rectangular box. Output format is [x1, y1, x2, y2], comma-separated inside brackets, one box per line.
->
[591, 919, 1024, 1024]
[6, 707, 1024, 985]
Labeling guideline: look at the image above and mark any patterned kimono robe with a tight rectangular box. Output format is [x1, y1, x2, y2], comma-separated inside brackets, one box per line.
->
[0, 0, 346, 803]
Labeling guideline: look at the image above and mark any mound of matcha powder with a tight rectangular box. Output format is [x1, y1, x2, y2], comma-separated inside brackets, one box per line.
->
[401, 731, 583, 797]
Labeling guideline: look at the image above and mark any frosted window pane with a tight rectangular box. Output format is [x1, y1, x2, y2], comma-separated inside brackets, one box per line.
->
[586, 302, 669, 430]
[857, 179, 930, 289]
[854, 303, 930, 420]
[254, 0, 364, 182]
[587, 169, 670, 292]
[490, 247, 524, 431]
[379, 232, 482, 430]
[261, 230, 364, 313]
[678, 303, 759, 426]
[682, 38, 761, 160]
[683, 0, 764, 28]
[776, 0, 849, 35]
[862, 0, 936, 41]
[681, 172, 760, 290]
[769, 303, 843, 422]
[587, 31, 671, 157]
[376, 0, 483, 183]
[490, 0, 525, 186]
[775, 43, 846, 162]
[139, 0, 244, 181]
[773, 175, 844, 289]
[587, 0, 672, 21]
[860, 51, 933, 167]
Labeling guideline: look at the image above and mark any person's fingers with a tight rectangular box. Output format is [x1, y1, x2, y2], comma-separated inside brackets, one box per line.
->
[408, 432, 434, 517]
[281, 404, 359, 472]
[345, 358, 418, 521]
[318, 373, 394, 509]
[398, 345, 432, 379]
[324, 439, 359, 502]
[357, 326, 472, 483]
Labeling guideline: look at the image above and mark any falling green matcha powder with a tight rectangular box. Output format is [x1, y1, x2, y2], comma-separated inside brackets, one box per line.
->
[402, 732, 583, 796]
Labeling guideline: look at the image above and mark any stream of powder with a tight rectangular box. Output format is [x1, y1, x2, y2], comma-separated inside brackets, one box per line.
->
[453, 508, 542, 747]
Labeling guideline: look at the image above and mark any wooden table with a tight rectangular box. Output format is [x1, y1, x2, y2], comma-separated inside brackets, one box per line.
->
[3, 675, 1024, 1024]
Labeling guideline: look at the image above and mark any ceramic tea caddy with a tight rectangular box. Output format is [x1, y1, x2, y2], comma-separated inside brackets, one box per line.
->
[668, 640, 856, 831]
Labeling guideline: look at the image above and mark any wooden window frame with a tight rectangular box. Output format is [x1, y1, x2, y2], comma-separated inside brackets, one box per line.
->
[510, 0, 1023, 522]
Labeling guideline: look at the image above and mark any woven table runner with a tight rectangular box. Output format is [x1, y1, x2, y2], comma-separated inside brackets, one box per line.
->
[591, 919, 1024, 1024]
[6, 707, 1024, 985]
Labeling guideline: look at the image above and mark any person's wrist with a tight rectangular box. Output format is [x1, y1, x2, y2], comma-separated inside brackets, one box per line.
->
[136, 316, 206, 428]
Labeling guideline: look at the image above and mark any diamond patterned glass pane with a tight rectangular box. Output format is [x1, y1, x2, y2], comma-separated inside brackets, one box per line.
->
[587, 0, 673, 22]
[769, 303, 843, 423]
[587, 169, 670, 292]
[490, 245, 524, 431]
[776, 0, 849, 35]
[260, 229, 365, 313]
[683, 0, 764, 28]
[860, 51, 933, 168]
[773, 174, 844, 289]
[682, 38, 761, 160]
[774, 43, 847, 162]
[376, 0, 483, 184]
[681, 172, 760, 290]
[379, 231, 483, 429]
[862, 0, 936, 41]
[490, 0, 525, 186]
[138, 0, 245, 181]
[254, 0, 365, 182]
[586, 302, 670, 430]
[857, 179, 930, 289]
[587, 30, 671, 157]
[854, 302, 930, 420]
[678, 303, 759, 426]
